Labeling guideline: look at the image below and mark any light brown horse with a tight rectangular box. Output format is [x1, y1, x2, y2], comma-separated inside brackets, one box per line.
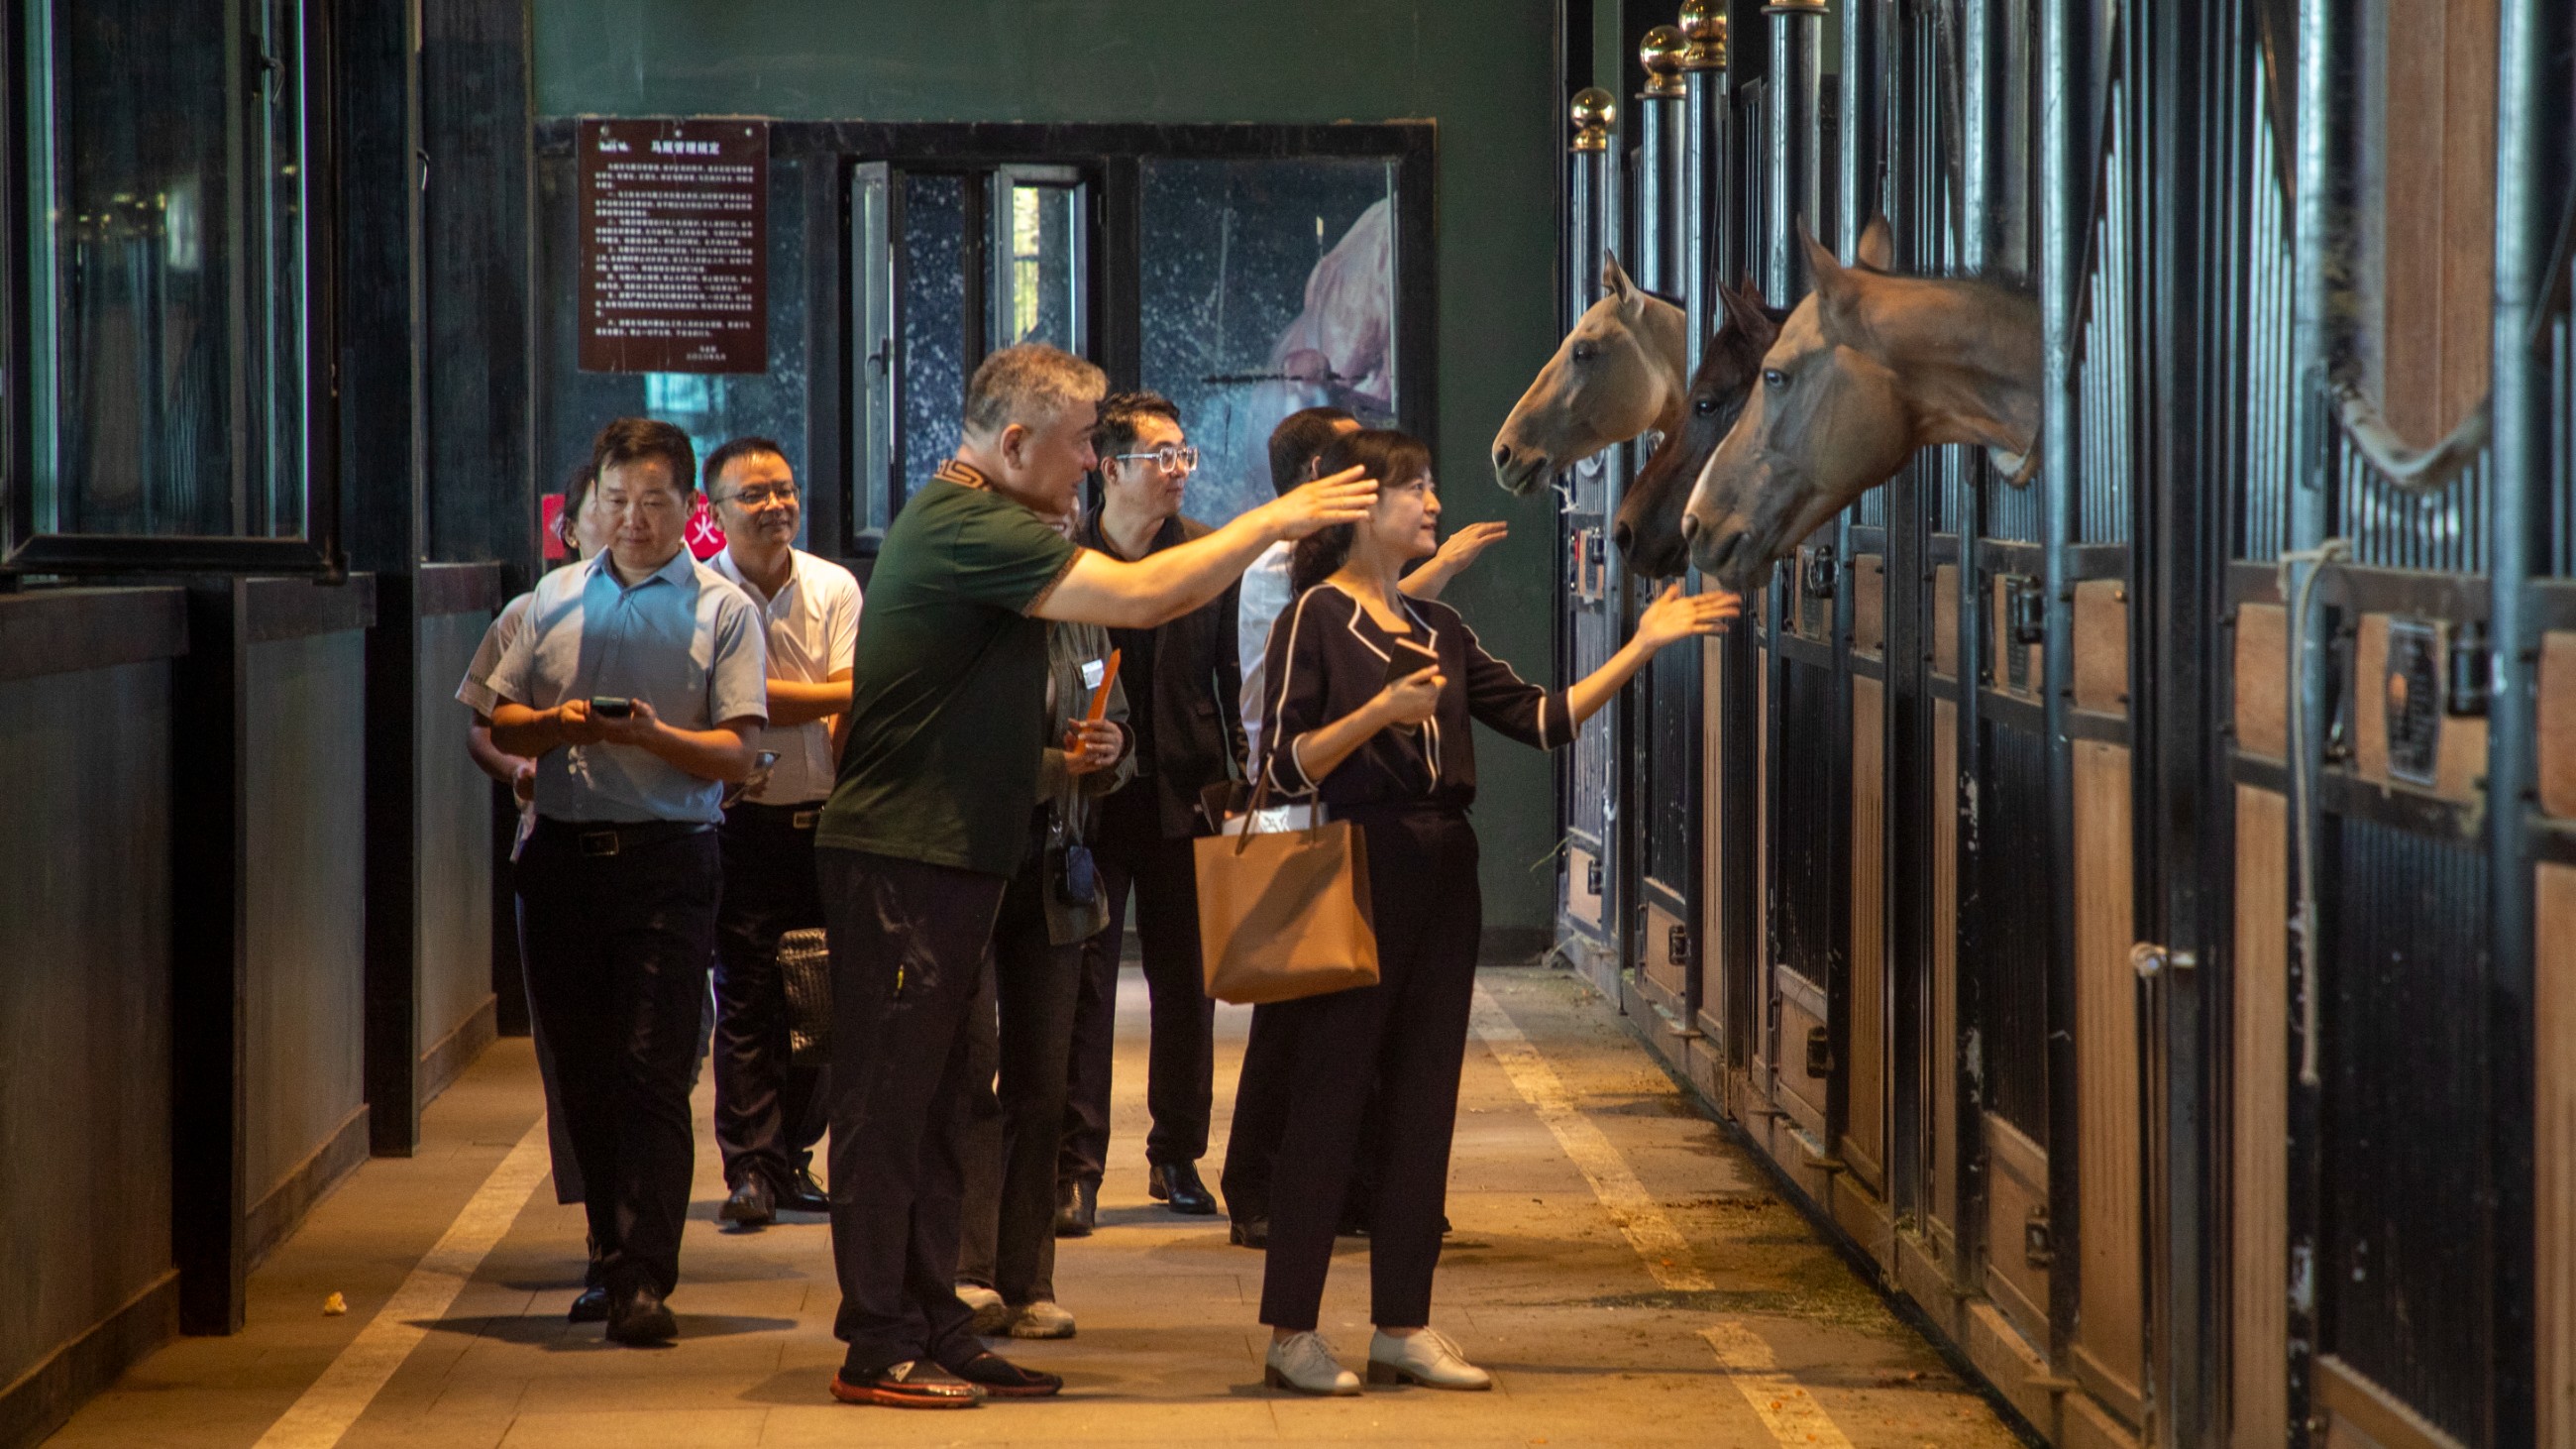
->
[1489, 255, 1688, 497]
[1682, 220, 2042, 593]
[1616, 278, 1786, 578]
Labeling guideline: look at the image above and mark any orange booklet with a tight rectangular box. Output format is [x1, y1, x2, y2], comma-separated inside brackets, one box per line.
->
[1066, 648, 1122, 752]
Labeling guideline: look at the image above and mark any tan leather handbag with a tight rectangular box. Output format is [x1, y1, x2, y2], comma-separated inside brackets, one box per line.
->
[1193, 778, 1379, 1005]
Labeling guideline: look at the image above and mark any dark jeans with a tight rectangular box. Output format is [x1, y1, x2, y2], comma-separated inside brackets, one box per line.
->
[817, 847, 1007, 1373]
[713, 803, 830, 1192]
[958, 853, 1087, 1305]
[1258, 808, 1481, 1332]
[513, 897, 586, 1207]
[1062, 789, 1213, 1180]
[516, 821, 720, 1299]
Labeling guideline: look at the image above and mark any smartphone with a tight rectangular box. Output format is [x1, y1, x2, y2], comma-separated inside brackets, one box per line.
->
[1382, 639, 1440, 688]
[589, 696, 634, 719]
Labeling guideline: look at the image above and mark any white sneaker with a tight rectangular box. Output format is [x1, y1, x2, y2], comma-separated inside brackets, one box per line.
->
[1007, 1299, 1077, 1339]
[953, 1282, 1010, 1335]
[1264, 1331, 1361, 1395]
[1366, 1327, 1492, 1390]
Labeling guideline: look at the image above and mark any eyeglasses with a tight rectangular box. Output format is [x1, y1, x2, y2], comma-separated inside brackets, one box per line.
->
[718, 483, 800, 508]
[1110, 443, 1199, 474]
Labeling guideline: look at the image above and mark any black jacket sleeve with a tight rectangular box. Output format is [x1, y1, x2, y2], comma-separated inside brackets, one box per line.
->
[1454, 613, 1573, 752]
[1260, 588, 1337, 799]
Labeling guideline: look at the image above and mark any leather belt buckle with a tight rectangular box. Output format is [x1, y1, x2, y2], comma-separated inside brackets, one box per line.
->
[578, 830, 621, 857]
[792, 809, 819, 831]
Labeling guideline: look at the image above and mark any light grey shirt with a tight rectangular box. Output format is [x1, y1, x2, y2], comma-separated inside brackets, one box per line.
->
[456, 591, 535, 717]
[707, 546, 863, 806]
[1235, 539, 1295, 774]
[487, 548, 771, 825]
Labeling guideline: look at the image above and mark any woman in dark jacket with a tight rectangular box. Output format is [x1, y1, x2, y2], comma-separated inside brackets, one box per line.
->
[1251, 429, 1739, 1395]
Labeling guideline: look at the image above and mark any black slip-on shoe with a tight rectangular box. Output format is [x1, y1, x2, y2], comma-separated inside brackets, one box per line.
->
[719, 1174, 776, 1227]
[1054, 1178, 1097, 1238]
[1146, 1160, 1218, 1215]
[567, 1286, 611, 1323]
[830, 1360, 984, 1408]
[603, 1284, 677, 1345]
[941, 1349, 1063, 1398]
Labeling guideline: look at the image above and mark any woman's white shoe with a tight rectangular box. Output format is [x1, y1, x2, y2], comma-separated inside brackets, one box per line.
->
[1365, 1328, 1492, 1390]
[1264, 1332, 1362, 1395]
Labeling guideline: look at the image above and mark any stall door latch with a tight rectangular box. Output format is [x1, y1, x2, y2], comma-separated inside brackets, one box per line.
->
[1667, 923, 1693, 967]
[1804, 1025, 1834, 1077]
[2025, 1206, 2057, 1269]
[2131, 941, 2197, 979]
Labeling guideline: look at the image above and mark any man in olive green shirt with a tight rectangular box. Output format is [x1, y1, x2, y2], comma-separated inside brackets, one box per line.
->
[816, 343, 1375, 1410]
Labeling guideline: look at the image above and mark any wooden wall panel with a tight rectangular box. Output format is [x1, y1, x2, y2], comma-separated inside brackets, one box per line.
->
[414, 613, 497, 1101]
[1932, 697, 1960, 1238]
[242, 633, 370, 1252]
[2349, 613, 2488, 801]
[1701, 635, 1725, 1037]
[1643, 901, 1687, 1000]
[1847, 675, 1885, 1187]
[2232, 787, 2291, 1449]
[2533, 631, 2576, 818]
[1755, 655, 1771, 1082]
[1934, 564, 1961, 678]
[0, 662, 176, 1429]
[2235, 603, 2287, 760]
[1985, 1116, 2053, 1354]
[2074, 580, 2128, 715]
[2073, 740, 2142, 1402]
[1775, 985, 1829, 1133]
[1853, 554, 1885, 657]
[2540, 861, 2576, 1449]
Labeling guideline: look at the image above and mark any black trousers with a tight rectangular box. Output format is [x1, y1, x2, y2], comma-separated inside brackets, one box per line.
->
[713, 802, 829, 1191]
[512, 897, 587, 1207]
[515, 822, 720, 1299]
[1221, 1023, 1386, 1228]
[817, 847, 1006, 1372]
[957, 851, 1086, 1305]
[1258, 807, 1481, 1332]
[1062, 788, 1213, 1179]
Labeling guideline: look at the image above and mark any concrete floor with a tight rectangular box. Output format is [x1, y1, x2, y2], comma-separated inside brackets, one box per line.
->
[51, 967, 2026, 1448]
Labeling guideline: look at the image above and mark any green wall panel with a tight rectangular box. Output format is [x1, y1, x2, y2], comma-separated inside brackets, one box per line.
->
[535, 0, 1569, 933]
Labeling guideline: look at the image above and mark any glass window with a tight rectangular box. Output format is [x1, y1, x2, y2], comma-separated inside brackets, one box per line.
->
[991, 167, 1086, 353]
[22, 0, 311, 540]
[1139, 158, 1398, 524]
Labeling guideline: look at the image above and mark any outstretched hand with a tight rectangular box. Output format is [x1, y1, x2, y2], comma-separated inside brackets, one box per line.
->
[1263, 466, 1379, 540]
[1634, 581, 1742, 650]
[1433, 519, 1509, 572]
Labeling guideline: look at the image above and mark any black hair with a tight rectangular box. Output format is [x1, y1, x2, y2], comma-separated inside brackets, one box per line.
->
[1266, 406, 1357, 499]
[1288, 428, 1433, 595]
[701, 435, 789, 497]
[1089, 390, 1183, 468]
[589, 416, 698, 498]
[554, 460, 597, 552]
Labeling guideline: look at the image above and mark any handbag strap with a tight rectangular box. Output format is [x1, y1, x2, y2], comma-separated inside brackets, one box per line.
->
[1232, 758, 1329, 855]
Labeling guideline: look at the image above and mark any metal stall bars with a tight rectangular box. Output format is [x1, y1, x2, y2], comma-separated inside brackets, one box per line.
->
[1556, 88, 1625, 978]
[1629, 27, 1704, 1053]
[1678, 0, 1753, 1105]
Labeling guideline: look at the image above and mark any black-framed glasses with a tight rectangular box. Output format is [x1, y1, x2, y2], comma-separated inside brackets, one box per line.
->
[1109, 443, 1200, 473]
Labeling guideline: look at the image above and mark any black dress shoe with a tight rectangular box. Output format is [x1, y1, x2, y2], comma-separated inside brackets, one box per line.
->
[777, 1167, 831, 1215]
[568, 1286, 610, 1323]
[940, 1349, 1063, 1397]
[604, 1284, 677, 1345]
[1054, 1178, 1097, 1238]
[1147, 1160, 1218, 1215]
[720, 1174, 776, 1227]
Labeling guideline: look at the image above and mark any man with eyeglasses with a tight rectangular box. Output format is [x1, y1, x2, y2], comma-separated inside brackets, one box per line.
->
[486, 417, 771, 1345]
[702, 437, 863, 1228]
[1057, 391, 1245, 1231]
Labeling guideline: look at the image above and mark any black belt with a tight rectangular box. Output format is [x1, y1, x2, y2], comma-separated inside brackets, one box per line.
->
[726, 800, 824, 831]
[534, 817, 713, 857]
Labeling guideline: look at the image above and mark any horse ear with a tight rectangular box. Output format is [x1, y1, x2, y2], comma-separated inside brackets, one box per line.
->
[1801, 221, 1868, 344]
[1856, 216, 1895, 272]
[1717, 276, 1769, 337]
[1602, 251, 1649, 320]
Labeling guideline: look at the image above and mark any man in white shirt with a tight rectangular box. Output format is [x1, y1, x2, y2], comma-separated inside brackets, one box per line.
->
[701, 437, 864, 1228]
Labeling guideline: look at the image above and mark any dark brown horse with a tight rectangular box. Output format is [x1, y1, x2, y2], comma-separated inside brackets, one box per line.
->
[1616, 278, 1787, 579]
[1683, 220, 2041, 593]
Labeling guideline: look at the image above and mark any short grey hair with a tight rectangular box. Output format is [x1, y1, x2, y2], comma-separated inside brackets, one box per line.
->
[963, 344, 1108, 437]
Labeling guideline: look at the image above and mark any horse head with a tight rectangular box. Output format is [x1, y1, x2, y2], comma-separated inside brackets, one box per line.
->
[1490, 253, 1688, 496]
[1683, 219, 2043, 594]
[1616, 277, 1787, 579]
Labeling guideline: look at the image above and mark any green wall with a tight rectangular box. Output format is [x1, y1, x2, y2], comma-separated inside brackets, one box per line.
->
[536, 1, 1571, 936]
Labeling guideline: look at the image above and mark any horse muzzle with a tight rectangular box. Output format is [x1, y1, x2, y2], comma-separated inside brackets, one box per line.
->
[1491, 440, 1554, 497]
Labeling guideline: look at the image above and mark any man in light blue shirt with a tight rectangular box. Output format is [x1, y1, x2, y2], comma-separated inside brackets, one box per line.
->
[488, 417, 769, 1346]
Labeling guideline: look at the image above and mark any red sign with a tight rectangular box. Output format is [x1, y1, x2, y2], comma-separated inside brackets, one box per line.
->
[541, 493, 568, 560]
[579, 119, 769, 374]
[686, 497, 727, 559]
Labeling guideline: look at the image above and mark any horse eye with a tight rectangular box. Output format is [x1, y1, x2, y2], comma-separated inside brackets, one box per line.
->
[1693, 395, 1719, 416]
[1571, 342, 1598, 363]
[1764, 368, 1787, 390]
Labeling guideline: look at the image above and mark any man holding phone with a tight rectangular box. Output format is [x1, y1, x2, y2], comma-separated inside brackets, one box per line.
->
[701, 437, 862, 1229]
[487, 417, 770, 1345]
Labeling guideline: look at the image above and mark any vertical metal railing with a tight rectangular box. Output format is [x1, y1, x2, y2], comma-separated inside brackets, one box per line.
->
[1766, 0, 1828, 302]
[1566, 87, 1619, 961]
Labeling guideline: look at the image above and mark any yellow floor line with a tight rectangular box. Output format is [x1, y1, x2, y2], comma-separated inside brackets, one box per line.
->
[1470, 984, 1854, 1449]
[254, 1116, 554, 1449]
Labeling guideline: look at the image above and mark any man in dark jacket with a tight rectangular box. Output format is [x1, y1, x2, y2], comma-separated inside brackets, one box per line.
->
[1058, 392, 1246, 1227]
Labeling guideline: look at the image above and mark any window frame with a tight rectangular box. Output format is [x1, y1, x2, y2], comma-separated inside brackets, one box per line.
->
[0, 0, 345, 577]
[783, 121, 1436, 560]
